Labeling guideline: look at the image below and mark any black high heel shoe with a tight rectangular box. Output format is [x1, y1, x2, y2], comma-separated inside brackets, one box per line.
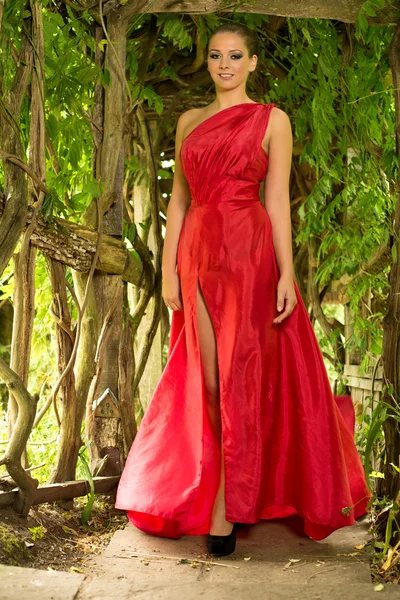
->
[206, 523, 236, 557]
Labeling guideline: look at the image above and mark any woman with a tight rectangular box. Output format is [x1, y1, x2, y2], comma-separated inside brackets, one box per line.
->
[116, 22, 372, 558]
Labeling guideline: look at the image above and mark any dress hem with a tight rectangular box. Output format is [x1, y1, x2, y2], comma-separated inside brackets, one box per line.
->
[124, 493, 371, 542]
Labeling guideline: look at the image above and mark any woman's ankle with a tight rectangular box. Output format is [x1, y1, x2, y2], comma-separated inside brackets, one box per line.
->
[209, 516, 234, 535]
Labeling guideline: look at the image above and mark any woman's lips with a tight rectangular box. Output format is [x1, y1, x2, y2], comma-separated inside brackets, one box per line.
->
[219, 74, 234, 79]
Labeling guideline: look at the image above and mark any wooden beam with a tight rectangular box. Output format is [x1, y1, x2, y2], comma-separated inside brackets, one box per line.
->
[0, 476, 120, 509]
[0, 193, 144, 287]
[128, 0, 400, 26]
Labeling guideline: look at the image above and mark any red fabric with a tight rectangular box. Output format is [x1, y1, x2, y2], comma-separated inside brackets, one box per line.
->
[115, 102, 372, 540]
[334, 395, 356, 438]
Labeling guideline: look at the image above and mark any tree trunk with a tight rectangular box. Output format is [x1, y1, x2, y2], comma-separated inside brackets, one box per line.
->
[82, 14, 127, 474]
[132, 117, 162, 411]
[7, 248, 36, 470]
[0, 2, 44, 514]
[118, 283, 137, 457]
[47, 259, 80, 483]
[7, 0, 46, 468]
[0, 23, 32, 277]
[379, 25, 400, 500]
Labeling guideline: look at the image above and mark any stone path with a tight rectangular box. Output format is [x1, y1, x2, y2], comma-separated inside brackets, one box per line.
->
[1, 514, 399, 599]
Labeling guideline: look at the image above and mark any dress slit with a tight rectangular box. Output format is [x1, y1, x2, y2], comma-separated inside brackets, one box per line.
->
[195, 275, 225, 510]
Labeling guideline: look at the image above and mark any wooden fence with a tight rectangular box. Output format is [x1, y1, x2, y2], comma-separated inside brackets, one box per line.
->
[0, 476, 119, 511]
[343, 364, 383, 419]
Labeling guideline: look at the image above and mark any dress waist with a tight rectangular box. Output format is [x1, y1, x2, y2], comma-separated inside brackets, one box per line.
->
[189, 199, 262, 210]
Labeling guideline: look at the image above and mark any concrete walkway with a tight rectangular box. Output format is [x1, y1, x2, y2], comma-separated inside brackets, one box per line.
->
[1, 515, 399, 599]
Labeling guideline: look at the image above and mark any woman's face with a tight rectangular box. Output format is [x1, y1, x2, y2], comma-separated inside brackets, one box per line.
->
[207, 33, 257, 91]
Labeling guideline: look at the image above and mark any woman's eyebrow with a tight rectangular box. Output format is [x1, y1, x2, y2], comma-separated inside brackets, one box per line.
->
[208, 48, 243, 52]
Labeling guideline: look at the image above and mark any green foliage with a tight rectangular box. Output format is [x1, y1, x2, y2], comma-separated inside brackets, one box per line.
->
[157, 14, 193, 51]
[78, 442, 95, 525]
[0, 252, 62, 484]
[355, 382, 400, 563]
[0, 525, 29, 565]
[313, 304, 344, 384]
[139, 86, 163, 114]
[364, 395, 387, 482]
[264, 15, 395, 369]
[28, 525, 47, 541]
[355, 0, 388, 40]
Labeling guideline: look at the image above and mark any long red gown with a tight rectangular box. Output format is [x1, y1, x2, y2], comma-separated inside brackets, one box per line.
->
[115, 102, 372, 541]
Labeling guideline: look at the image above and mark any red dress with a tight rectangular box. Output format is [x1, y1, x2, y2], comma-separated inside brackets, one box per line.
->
[115, 102, 372, 540]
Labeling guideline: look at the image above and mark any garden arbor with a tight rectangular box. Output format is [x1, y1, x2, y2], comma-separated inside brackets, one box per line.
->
[0, 0, 399, 517]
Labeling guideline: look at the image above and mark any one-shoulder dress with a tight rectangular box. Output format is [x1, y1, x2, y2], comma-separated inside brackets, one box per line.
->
[115, 102, 372, 541]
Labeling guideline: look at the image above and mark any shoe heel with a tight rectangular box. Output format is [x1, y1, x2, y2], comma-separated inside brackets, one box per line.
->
[206, 524, 236, 557]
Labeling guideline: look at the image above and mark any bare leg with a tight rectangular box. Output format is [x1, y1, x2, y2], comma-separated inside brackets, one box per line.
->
[196, 282, 234, 536]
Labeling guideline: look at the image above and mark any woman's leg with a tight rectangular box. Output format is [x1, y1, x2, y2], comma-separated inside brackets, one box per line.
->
[196, 283, 234, 536]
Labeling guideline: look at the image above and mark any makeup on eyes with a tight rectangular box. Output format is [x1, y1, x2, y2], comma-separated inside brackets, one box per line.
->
[209, 51, 243, 59]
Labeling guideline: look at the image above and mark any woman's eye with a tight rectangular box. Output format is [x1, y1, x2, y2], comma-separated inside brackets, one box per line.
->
[209, 54, 243, 59]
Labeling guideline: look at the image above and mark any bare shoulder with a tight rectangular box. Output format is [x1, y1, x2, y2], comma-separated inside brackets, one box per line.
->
[263, 106, 292, 155]
[177, 107, 204, 129]
[177, 106, 211, 139]
[269, 106, 292, 133]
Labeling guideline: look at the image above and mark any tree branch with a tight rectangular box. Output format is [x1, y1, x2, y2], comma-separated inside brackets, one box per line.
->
[308, 235, 345, 368]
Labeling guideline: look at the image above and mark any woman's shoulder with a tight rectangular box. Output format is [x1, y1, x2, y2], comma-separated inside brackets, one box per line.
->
[176, 106, 211, 142]
[268, 104, 291, 124]
[177, 106, 208, 128]
[268, 105, 292, 138]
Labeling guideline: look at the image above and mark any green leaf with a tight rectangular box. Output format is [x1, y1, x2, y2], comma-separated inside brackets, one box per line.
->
[68, 140, 81, 170]
[100, 68, 111, 87]
[157, 169, 172, 179]
[46, 113, 59, 139]
[357, 11, 369, 34]
[42, 189, 60, 223]
[85, 180, 101, 198]
[362, 4, 376, 17]
[140, 87, 164, 115]
[160, 15, 193, 51]
[371, 340, 381, 355]
[301, 27, 313, 45]
[47, 11, 65, 27]
[98, 39, 108, 52]
[298, 203, 306, 222]
[124, 223, 137, 244]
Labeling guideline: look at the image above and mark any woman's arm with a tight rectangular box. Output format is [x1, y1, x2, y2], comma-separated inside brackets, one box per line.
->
[263, 107, 297, 323]
[161, 112, 192, 311]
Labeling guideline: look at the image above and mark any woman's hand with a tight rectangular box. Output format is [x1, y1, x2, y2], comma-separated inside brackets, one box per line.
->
[273, 274, 297, 324]
[162, 270, 183, 311]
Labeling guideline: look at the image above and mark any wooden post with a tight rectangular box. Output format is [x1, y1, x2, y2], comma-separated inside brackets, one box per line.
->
[91, 389, 124, 476]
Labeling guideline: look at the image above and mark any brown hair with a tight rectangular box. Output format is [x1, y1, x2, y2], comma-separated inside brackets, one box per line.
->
[208, 22, 260, 58]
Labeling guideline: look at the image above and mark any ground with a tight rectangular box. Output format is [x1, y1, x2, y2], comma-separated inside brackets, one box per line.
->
[0, 495, 127, 573]
[3, 512, 400, 600]
[0, 497, 399, 598]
